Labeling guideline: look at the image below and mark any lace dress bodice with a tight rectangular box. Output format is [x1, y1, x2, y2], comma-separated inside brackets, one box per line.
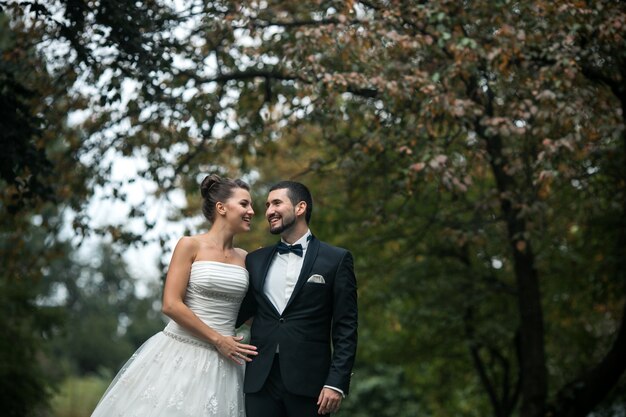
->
[164, 261, 249, 341]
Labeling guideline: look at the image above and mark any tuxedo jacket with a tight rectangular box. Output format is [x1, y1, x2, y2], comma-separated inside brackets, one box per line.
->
[236, 236, 358, 397]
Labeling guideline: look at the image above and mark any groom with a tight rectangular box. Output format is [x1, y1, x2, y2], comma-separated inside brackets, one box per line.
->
[237, 180, 358, 416]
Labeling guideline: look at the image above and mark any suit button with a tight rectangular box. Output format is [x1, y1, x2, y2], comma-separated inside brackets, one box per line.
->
[279, 318, 285, 323]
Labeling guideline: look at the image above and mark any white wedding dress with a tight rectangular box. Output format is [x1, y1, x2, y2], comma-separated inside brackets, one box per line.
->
[91, 261, 248, 417]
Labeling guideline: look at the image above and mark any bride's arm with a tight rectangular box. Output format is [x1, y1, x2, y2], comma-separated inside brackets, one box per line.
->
[161, 237, 257, 363]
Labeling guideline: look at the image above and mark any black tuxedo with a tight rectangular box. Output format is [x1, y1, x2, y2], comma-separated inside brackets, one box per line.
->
[237, 236, 358, 401]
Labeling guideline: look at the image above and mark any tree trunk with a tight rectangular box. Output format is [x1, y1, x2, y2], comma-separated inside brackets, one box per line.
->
[484, 133, 548, 417]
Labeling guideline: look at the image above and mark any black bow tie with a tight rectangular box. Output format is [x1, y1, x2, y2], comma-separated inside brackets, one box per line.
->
[276, 241, 304, 257]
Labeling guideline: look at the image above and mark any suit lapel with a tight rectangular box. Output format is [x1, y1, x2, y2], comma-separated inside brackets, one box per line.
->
[284, 236, 320, 312]
[257, 246, 277, 291]
[253, 246, 280, 316]
[255, 246, 281, 317]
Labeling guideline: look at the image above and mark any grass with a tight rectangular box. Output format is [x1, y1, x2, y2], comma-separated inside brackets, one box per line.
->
[50, 374, 110, 417]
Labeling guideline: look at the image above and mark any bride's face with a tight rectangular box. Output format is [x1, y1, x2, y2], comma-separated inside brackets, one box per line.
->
[222, 188, 254, 232]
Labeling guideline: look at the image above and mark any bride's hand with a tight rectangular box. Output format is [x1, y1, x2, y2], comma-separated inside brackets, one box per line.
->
[216, 335, 258, 364]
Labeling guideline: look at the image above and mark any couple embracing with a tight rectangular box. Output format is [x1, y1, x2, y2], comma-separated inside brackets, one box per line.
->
[90, 175, 358, 417]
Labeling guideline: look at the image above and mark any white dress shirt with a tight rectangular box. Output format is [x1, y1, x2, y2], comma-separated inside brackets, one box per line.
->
[264, 230, 311, 314]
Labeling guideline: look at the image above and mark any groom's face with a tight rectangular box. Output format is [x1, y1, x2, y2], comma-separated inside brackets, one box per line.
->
[266, 188, 297, 235]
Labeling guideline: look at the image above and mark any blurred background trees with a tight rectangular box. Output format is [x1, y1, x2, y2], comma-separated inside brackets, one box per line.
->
[1, 1, 624, 416]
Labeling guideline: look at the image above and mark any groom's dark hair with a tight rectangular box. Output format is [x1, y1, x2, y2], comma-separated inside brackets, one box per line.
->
[270, 180, 313, 224]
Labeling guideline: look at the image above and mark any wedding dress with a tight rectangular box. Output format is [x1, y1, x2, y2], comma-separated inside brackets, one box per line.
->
[90, 261, 248, 417]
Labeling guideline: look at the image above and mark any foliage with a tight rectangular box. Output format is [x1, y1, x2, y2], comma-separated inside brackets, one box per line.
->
[0, 5, 95, 414]
[336, 365, 422, 417]
[1, 1, 625, 417]
[40, 243, 166, 375]
[235, 2, 626, 417]
[0, 277, 62, 417]
[0, 13, 54, 212]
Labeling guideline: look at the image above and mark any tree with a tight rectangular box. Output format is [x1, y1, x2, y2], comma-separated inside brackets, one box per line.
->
[42, 244, 165, 375]
[2, 1, 625, 417]
[238, 2, 626, 417]
[204, 2, 626, 416]
[0, 8, 85, 415]
[0, 5, 164, 414]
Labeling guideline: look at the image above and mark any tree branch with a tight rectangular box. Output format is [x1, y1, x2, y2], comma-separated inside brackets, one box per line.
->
[236, 17, 365, 30]
[178, 68, 305, 85]
[465, 307, 503, 417]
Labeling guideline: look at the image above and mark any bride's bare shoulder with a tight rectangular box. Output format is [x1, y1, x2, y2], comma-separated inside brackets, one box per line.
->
[172, 236, 202, 258]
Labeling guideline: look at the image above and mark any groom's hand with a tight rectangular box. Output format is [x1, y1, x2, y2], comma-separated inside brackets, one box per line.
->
[317, 387, 342, 415]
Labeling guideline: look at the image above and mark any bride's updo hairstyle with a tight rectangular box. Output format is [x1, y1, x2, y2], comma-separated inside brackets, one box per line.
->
[200, 174, 250, 222]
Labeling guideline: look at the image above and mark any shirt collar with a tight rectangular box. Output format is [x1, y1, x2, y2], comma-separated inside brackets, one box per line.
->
[281, 229, 312, 250]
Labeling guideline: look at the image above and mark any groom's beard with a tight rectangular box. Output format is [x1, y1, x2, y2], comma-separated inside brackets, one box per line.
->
[268, 213, 296, 235]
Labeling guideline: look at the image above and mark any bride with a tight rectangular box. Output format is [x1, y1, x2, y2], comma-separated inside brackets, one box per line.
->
[90, 174, 257, 417]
